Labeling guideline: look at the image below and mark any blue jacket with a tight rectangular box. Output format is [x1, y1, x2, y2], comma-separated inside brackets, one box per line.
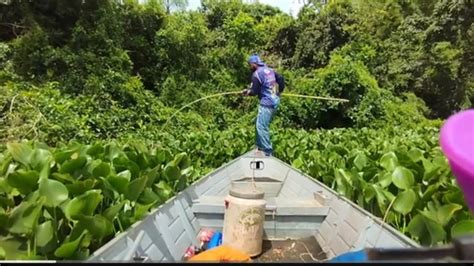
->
[249, 65, 285, 108]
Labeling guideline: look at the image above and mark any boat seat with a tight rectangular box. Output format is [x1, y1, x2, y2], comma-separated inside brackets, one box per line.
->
[192, 196, 329, 216]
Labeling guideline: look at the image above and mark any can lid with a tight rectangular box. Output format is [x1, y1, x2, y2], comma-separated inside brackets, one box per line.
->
[229, 186, 265, 199]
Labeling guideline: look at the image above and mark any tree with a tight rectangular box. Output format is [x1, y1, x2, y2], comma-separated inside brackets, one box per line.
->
[160, 0, 188, 14]
[155, 11, 209, 81]
[120, 0, 165, 90]
[200, 0, 244, 29]
[292, 0, 355, 68]
[223, 11, 261, 51]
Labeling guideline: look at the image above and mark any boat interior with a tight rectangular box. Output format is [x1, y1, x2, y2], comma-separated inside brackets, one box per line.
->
[88, 150, 418, 262]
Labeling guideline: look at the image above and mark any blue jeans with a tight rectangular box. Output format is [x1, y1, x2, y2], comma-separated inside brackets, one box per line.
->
[256, 104, 277, 156]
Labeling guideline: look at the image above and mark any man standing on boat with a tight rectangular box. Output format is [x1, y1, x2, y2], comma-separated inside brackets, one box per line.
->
[242, 54, 285, 157]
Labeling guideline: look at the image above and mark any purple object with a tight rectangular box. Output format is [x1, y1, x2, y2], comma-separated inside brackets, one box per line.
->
[440, 109, 474, 213]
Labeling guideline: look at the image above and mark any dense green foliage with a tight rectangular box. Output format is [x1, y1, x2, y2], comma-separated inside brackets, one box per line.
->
[0, 141, 194, 259]
[275, 124, 473, 246]
[0, 0, 473, 260]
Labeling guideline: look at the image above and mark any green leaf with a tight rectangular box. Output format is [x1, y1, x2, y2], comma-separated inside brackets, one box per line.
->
[64, 190, 103, 220]
[292, 157, 304, 169]
[408, 148, 424, 163]
[163, 164, 180, 181]
[421, 158, 434, 174]
[86, 144, 104, 157]
[378, 172, 392, 188]
[175, 152, 190, 169]
[451, 220, 474, 238]
[181, 166, 194, 179]
[335, 169, 349, 196]
[0, 237, 27, 259]
[363, 185, 375, 203]
[4, 162, 16, 177]
[79, 215, 113, 239]
[422, 184, 440, 201]
[66, 179, 96, 196]
[1, 155, 12, 176]
[60, 156, 87, 174]
[39, 162, 50, 181]
[92, 161, 111, 178]
[176, 176, 188, 192]
[35, 220, 54, 248]
[433, 156, 448, 169]
[113, 156, 140, 179]
[6, 170, 39, 195]
[423, 168, 440, 182]
[54, 149, 77, 164]
[30, 148, 52, 171]
[442, 190, 465, 205]
[68, 221, 89, 246]
[7, 143, 32, 167]
[105, 143, 121, 161]
[124, 150, 138, 163]
[154, 181, 173, 202]
[0, 211, 7, 229]
[136, 153, 150, 169]
[138, 188, 160, 205]
[8, 196, 44, 235]
[163, 149, 173, 162]
[156, 150, 166, 164]
[134, 202, 153, 221]
[145, 166, 159, 187]
[336, 168, 353, 186]
[354, 153, 367, 170]
[407, 213, 446, 246]
[51, 172, 75, 183]
[406, 214, 426, 240]
[118, 211, 134, 230]
[0, 196, 14, 209]
[373, 184, 387, 213]
[106, 175, 128, 194]
[380, 152, 398, 171]
[103, 201, 125, 221]
[125, 176, 148, 202]
[39, 178, 69, 207]
[0, 179, 12, 194]
[117, 170, 131, 181]
[421, 202, 439, 221]
[126, 160, 141, 180]
[97, 177, 116, 200]
[392, 166, 414, 190]
[54, 231, 87, 258]
[393, 189, 416, 215]
[382, 190, 395, 203]
[436, 204, 462, 226]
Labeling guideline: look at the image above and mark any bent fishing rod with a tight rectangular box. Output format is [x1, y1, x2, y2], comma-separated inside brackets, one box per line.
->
[161, 90, 350, 130]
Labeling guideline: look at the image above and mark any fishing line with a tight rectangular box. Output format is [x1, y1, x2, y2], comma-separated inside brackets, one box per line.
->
[374, 197, 397, 246]
[162, 91, 240, 130]
[161, 90, 349, 130]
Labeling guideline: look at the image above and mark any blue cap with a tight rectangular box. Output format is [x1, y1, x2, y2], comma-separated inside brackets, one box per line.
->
[248, 54, 265, 66]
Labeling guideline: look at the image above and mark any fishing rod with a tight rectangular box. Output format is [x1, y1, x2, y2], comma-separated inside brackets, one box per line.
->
[161, 90, 350, 130]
